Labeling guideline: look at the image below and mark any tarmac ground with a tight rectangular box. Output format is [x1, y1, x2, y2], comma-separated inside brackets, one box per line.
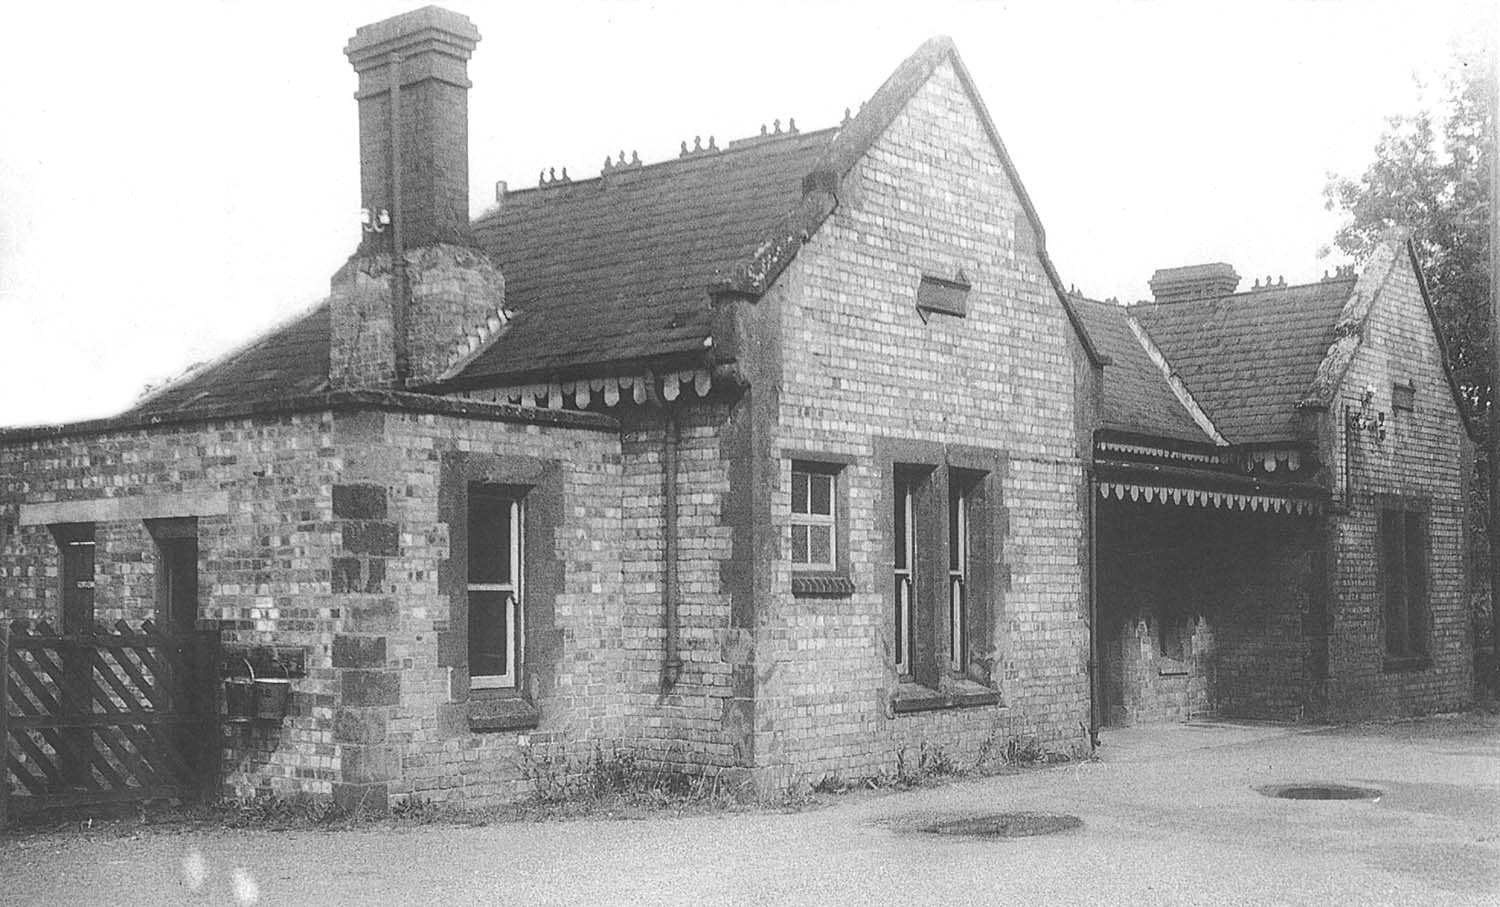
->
[2, 714, 1496, 906]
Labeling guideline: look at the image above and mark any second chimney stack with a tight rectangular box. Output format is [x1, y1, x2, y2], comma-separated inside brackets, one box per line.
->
[1148, 263, 1241, 304]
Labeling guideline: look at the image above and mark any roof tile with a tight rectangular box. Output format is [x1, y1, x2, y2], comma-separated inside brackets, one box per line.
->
[1131, 279, 1354, 444]
[1069, 295, 1210, 443]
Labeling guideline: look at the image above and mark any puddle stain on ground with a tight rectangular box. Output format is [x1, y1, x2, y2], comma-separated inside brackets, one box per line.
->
[1257, 783, 1383, 801]
[878, 812, 1084, 840]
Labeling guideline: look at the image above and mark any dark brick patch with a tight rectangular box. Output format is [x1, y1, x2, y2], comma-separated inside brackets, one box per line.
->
[332, 634, 387, 669]
[364, 558, 386, 593]
[333, 484, 388, 520]
[342, 669, 400, 706]
[332, 557, 363, 594]
[436, 629, 465, 668]
[333, 708, 388, 745]
[343, 520, 399, 556]
[347, 597, 398, 633]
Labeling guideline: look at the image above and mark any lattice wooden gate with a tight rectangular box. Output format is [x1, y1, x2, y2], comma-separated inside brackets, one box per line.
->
[1, 619, 220, 821]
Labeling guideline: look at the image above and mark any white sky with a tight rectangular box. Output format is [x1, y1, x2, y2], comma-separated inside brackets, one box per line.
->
[0, 0, 1491, 427]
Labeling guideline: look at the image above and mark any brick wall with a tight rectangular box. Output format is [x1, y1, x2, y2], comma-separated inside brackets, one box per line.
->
[616, 402, 744, 775]
[0, 413, 343, 797]
[334, 408, 626, 808]
[0, 404, 627, 808]
[1320, 247, 1472, 717]
[751, 59, 1091, 786]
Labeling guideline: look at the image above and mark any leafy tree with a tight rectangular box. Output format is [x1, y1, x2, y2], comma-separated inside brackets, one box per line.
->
[1324, 53, 1494, 654]
[1324, 56, 1492, 419]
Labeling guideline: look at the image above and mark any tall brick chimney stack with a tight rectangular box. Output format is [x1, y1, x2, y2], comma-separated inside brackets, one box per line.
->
[344, 6, 480, 250]
[1148, 263, 1241, 304]
[331, 6, 506, 390]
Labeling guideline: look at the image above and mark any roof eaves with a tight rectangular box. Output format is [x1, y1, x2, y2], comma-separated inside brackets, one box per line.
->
[0, 390, 617, 444]
[423, 346, 714, 396]
[129, 297, 331, 414]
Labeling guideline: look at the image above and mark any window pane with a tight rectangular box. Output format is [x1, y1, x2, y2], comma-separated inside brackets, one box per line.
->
[469, 490, 513, 585]
[469, 590, 511, 677]
[1404, 514, 1425, 652]
[894, 481, 908, 570]
[792, 471, 809, 514]
[1380, 510, 1405, 655]
[160, 537, 199, 633]
[809, 525, 831, 564]
[59, 526, 96, 633]
[792, 524, 809, 563]
[810, 474, 832, 516]
[949, 489, 962, 572]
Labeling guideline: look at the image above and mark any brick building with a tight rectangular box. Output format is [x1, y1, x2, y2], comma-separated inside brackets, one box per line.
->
[0, 6, 1474, 810]
[1074, 250, 1475, 726]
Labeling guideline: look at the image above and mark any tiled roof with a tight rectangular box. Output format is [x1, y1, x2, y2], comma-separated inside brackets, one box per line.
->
[122, 36, 1103, 417]
[1068, 296, 1211, 443]
[131, 303, 331, 415]
[456, 128, 836, 383]
[1131, 278, 1355, 444]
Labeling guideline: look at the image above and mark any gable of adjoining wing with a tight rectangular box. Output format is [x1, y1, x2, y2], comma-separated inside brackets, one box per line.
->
[1303, 238, 1475, 440]
[1302, 239, 1475, 439]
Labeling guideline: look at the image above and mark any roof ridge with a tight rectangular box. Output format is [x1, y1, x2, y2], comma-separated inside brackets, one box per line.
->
[474, 126, 841, 217]
[1132, 274, 1359, 309]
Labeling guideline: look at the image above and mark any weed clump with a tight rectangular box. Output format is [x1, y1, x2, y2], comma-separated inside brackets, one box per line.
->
[518, 743, 756, 816]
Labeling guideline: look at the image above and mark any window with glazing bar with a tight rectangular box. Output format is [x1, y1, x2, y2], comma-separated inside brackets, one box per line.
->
[949, 482, 968, 672]
[791, 465, 837, 571]
[468, 485, 523, 689]
[893, 474, 916, 679]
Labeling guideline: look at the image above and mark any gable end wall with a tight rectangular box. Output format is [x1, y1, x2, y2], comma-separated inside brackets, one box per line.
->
[1322, 253, 1472, 716]
[757, 59, 1090, 784]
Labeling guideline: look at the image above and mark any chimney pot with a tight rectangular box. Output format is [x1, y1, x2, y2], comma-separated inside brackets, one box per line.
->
[1148, 262, 1240, 304]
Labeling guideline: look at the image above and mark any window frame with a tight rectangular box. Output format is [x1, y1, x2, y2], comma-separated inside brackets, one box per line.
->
[467, 484, 525, 691]
[1379, 505, 1429, 667]
[146, 517, 199, 634]
[785, 455, 855, 597]
[790, 465, 838, 572]
[51, 523, 96, 633]
[879, 441, 1005, 713]
[948, 477, 970, 673]
[894, 471, 918, 680]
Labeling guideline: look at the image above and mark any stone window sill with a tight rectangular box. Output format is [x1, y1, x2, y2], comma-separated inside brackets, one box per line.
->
[891, 680, 1001, 715]
[467, 691, 539, 732]
[791, 573, 855, 597]
[1382, 655, 1431, 674]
